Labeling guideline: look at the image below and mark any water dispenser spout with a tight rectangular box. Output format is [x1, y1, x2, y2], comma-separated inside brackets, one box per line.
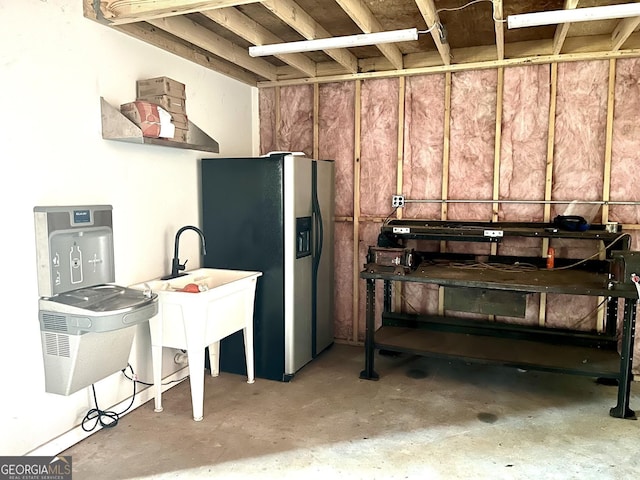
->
[161, 226, 207, 280]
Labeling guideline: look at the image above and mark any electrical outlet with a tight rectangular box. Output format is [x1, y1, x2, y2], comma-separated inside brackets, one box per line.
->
[392, 195, 405, 208]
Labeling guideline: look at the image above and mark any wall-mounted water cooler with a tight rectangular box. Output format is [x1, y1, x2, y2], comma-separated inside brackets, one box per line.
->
[34, 205, 158, 395]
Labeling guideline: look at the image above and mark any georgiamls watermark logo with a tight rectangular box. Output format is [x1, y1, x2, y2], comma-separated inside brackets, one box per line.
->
[0, 456, 72, 480]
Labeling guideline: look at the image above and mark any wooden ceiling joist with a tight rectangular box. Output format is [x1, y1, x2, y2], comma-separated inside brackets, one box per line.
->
[260, 0, 359, 73]
[116, 22, 259, 85]
[334, 0, 404, 70]
[612, 16, 640, 51]
[414, 0, 451, 66]
[259, 31, 640, 87]
[146, 15, 278, 80]
[493, 0, 505, 60]
[203, 7, 317, 77]
[82, 1, 640, 87]
[85, 0, 261, 25]
[552, 0, 580, 55]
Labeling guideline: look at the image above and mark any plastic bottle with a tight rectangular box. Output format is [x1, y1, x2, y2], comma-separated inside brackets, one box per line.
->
[546, 247, 555, 269]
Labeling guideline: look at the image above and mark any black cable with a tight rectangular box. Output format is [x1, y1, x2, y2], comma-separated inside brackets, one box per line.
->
[121, 368, 189, 387]
[81, 364, 137, 432]
[383, 207, 398, 225]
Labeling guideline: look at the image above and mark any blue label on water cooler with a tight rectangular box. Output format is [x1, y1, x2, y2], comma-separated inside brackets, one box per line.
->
[73, 209, 91, 224]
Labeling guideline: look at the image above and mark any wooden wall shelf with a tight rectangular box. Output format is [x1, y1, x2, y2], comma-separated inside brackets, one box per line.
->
[99, 97, 219, 153]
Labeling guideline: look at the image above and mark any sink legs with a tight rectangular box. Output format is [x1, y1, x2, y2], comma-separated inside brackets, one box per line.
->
[152, 345, 164, 413]
[208, 341, 220, 377]
[243, 326, 255, 384]
[186, 346, 205, 422]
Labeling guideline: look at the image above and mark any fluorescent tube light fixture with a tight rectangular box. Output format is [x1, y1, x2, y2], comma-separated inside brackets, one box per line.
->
[249, 28, 418, 57]
[508, 2, 640, 29]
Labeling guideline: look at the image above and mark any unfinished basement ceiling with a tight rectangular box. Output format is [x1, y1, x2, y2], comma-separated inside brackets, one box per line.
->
[84, 1, 640, 85]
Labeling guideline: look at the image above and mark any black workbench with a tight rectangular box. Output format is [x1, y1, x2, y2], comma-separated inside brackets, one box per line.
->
[359, 220, 639, 419]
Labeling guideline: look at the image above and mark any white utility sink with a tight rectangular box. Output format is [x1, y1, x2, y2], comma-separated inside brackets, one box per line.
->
[130, 268, 262, 421]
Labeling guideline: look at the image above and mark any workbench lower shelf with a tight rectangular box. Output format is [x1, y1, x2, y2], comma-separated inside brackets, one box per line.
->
[373, 325, 621, 379]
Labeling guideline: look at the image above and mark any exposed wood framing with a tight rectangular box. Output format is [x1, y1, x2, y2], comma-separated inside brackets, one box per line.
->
[84, 0, 260, 25]
[261, 0, 359, 73]
[438, 72, 452, 316]
[394, 77, 406, 313]
[539, 63, 559, 328]
[335, 0, 403, 70]
[353, 79, 362, 343]
[202, 8, 316, 77]
[146, 15, 277, 80]
[259, 32, 640, 86]
[552, 0, 580, 55]
[612, 17, 640, 51]
[441, 72, 451, 226]
[414, 0, 451, 66]
[115, 22, 258, 85]
[596, 59, 617, 333]
[396, 77, 405, 220]
[491, 67, 504, 257]
[313, 83, 319, 159]
[274, 85, 281, 147]
[493, 0, 505, 61]
[602, 59, 616, 225]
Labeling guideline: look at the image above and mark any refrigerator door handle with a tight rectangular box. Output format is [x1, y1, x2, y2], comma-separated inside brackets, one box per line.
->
[312, 162, 323, 264]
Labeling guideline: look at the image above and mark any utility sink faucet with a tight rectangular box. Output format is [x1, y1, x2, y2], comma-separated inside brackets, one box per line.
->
[161, 225, 207, 280]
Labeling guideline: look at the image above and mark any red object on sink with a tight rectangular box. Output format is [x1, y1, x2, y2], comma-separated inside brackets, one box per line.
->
[180, 283, 201, 293]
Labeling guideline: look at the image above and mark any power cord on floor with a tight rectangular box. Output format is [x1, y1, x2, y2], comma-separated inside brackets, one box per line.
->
[81, 364, 137, 432]
[81, 363, 190, 432]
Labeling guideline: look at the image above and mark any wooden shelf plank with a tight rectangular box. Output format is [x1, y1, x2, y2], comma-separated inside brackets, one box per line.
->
[375, 325, 620, 378]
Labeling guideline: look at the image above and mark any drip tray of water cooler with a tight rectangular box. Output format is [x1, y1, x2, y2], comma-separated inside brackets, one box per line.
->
[35, 205, 158, 395]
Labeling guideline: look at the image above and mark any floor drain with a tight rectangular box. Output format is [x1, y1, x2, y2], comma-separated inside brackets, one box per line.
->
[477, 412, 498, 423]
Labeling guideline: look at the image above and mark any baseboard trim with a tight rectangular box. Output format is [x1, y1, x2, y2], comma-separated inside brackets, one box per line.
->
[26, 367, 189, 456]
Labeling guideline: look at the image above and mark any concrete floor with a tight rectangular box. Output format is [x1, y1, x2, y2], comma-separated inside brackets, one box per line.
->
[63, 343, 639, 480]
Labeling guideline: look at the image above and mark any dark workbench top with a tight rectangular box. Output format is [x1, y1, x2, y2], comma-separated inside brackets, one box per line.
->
[361, 261, 638, 298]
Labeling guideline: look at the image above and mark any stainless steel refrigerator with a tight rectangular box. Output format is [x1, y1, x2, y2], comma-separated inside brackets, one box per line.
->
[200, 153, 335, 381]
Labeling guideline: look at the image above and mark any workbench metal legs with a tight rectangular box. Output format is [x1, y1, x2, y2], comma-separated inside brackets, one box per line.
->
[360, 278, 379, 380]
[610, 298, 637, 419]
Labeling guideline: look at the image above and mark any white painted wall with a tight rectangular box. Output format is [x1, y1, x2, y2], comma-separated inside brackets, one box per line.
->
[0, 1, 257, 455]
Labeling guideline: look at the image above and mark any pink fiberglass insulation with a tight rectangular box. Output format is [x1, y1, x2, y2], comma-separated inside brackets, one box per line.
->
[259, 88, 276, 155]
[319, 82, 355, 217]
[553, 61, 608, 220]
[448, 69, 497, 222]
[402, 283, 439, 316]
[499, 65, 550, 222]
[402, 74, 446, 220]
[278, 85, 313, 156]
[333, 222, 354, 341]
[358, 221, 386, 341]
[497, 236, 543, 258]
[545, 294, 600, 331]
[610, 58, 640, 224]
[360, 78, 399, 217]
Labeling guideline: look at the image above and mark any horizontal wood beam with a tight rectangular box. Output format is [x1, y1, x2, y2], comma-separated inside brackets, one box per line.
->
[334, 0, 403, 70]
[552, 0, 580, 55]
[147, 15, 278, 80]
[260, 32, 640, 87]
[116, 22, 258, 85]
[612, 16, 640, 51]
[414, 0, 451, 65]
[84, 0, 261, 25]
[203, 7, 317, 77]
[261, 0, 359, 73]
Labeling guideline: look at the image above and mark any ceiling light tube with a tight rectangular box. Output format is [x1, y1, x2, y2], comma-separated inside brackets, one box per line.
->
[507, 2, 640, 29]
[249, 28, 418, 57]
